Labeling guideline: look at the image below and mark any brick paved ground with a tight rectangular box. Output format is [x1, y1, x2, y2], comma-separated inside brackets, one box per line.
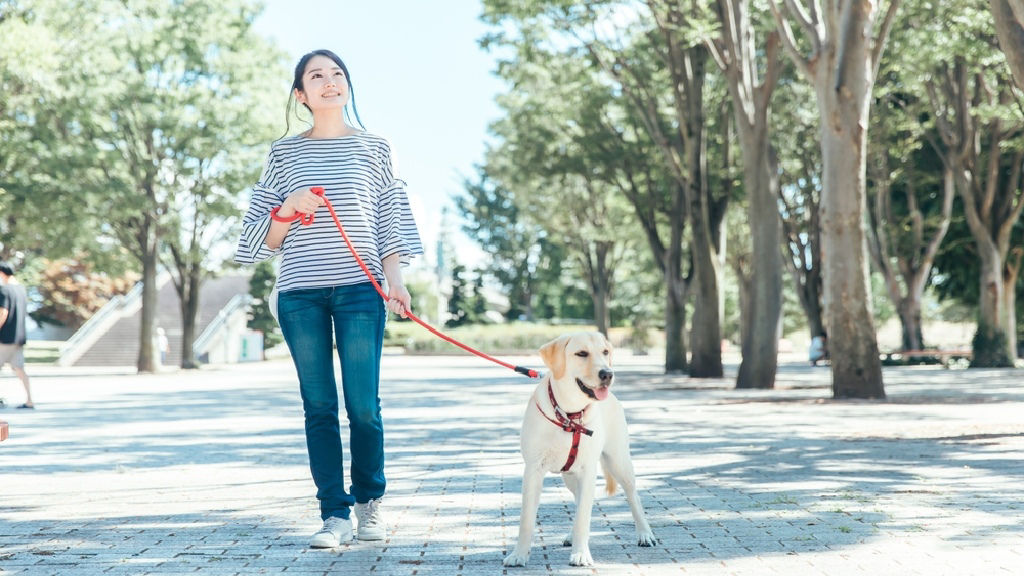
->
[1, 354, 1022, 575]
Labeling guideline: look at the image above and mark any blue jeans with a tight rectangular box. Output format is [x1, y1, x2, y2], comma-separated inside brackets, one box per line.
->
[277, 282, 386, 520]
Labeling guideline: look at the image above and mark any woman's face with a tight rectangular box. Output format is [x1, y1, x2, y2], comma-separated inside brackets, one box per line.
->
[295, 55, 350, 112]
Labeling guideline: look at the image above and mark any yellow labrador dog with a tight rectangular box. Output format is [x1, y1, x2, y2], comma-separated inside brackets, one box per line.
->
[504, 332, 655, 567]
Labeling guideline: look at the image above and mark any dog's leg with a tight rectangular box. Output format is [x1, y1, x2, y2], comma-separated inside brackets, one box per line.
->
[503, 465, 544, 567]
[567, 465, 596, 566]
[602, 447, 656, 547]
[561, 473, 581, 547]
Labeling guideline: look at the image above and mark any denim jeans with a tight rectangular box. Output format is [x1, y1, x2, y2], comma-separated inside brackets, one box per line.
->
[277, 282, 386, 520]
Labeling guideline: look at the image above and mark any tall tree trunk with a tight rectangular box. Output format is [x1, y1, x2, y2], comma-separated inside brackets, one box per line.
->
[897, 299, 924, 351]
[991, 0, 1024, 91]
[588, 247, 612, 337]
[1004, 253, 1021, 358]
[665, 244, 689, 373]
[819, 117, 884, 397]
[179, 268, 201, 369]
[773, 0, 898, 398]
[736, 133, 782, 388]
[712, 0, 784, 389]
[137, 216, 158, 373]
[973, 242, 1013, 366]
[686, 51, 723, 378]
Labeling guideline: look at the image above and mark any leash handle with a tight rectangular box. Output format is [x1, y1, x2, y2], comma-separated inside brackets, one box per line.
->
[304, 186, 539, 379]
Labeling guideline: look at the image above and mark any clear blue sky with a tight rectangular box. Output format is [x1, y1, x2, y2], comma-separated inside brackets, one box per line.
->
[253, 0, 505, 269]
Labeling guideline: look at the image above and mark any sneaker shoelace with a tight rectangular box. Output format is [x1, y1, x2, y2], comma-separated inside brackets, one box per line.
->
[320, 517, 348, 536]
[361, 499, 383, 528]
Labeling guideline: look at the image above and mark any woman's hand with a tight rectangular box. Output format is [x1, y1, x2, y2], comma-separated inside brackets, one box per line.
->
[281, 187, 326, 218]
[387, 283, 411, 318]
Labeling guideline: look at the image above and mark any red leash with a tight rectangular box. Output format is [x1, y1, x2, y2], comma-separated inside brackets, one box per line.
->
[278, 187, 539, 378]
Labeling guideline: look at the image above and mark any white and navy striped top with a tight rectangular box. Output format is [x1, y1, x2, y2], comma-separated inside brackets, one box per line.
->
[235, 132, 423, 292]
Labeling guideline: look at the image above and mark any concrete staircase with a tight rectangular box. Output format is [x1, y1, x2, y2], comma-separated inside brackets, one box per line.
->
[70, 274, 251, 367]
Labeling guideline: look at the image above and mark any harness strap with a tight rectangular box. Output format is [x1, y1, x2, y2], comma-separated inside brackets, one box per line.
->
[535, 381, 593, 472]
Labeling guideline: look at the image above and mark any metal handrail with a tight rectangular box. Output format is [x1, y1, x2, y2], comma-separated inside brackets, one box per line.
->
[57, 272, 167, 366]
[192, 293, 251, 356]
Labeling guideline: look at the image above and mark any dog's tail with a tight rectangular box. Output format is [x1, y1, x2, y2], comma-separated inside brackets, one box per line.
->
[601, 461, 617, 496]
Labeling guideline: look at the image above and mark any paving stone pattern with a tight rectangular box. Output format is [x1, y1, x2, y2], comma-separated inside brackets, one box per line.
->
[1, 355, 1022, 575]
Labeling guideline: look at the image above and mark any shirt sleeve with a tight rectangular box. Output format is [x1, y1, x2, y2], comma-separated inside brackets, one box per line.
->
[235, 146, 286, 265]
[377, 142, 424, 266]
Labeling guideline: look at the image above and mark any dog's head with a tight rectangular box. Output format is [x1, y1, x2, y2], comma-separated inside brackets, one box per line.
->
[539, 332, 614, 402]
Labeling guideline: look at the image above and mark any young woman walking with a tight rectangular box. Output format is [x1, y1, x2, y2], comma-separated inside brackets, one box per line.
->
[236, 49, 423, 547]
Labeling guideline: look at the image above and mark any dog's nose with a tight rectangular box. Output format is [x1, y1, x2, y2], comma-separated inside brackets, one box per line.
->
[599, 368, 614, 384]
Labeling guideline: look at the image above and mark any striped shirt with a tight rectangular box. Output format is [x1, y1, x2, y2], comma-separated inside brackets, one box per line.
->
[235, 132, 423, 292]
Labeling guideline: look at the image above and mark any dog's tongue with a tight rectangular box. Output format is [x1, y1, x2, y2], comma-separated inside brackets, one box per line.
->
[594, 386, 610, 401]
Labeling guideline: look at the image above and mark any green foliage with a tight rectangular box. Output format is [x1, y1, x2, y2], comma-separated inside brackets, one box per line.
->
[384, 321, 597, 355]
[446, 262, 473, 327]
[246, 260, 281, 348]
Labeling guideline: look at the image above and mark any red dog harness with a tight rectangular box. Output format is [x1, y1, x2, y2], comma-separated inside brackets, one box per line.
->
[536, 381, 594, 472]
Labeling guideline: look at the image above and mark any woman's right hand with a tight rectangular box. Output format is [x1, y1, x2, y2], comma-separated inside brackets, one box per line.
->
[282, 187, 326, 217]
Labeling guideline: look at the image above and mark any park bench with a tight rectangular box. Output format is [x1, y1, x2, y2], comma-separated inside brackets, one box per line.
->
[880, 349, 973, 368]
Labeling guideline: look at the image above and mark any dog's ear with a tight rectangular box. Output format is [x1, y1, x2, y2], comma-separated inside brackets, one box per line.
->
[539, 335, 569, 380]
[601, 333, 614, 365]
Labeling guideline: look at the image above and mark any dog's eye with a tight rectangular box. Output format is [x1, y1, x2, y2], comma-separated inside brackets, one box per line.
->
[575, 351, 589, 358]
[603, 349, 609, 356]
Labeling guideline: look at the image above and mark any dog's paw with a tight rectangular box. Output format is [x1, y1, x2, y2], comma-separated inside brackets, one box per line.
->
[562, 533, 572, 547]
[503, 551, 529, 567]
[637, 529, 656, 547]
[568, 549, 594, 566]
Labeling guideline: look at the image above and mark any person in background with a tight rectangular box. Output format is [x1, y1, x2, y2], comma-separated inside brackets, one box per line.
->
[156, 326, 170, 366]
[235, 49, 423, 548]
[0, 261, 34, 409]
[809, 332, 829, 367]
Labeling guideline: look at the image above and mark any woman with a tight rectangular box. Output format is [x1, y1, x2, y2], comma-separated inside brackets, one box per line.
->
[236, 49, 423, 548]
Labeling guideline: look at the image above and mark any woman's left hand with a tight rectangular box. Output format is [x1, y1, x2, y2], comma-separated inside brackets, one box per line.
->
[387, 284, 411, 318]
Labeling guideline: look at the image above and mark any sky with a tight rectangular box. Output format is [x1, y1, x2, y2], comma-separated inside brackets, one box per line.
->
[252, 0, 506, 270]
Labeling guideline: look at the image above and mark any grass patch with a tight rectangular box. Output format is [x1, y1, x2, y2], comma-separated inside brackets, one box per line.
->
[23, 341, 61, 364]
[384, 321, 606, 355]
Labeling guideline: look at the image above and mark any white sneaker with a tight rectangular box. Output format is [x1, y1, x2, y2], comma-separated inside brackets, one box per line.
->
[310, 516, 352, 548]
[354, 498, 387, 541]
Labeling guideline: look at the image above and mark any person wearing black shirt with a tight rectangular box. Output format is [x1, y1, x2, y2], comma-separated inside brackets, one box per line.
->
[0, 261, 33, 409]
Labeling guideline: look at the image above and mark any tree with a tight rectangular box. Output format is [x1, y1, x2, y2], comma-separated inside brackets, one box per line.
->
[926, 62, 1022, 365]
[446, 262, 472, 327]
[481, 48, 641, 335]
[865, 49, 957, 352]
[0, 1, 129, 268]
[706, 0, 785, 388]
[457, 171, 563, 321]
[766, 68, 830, 344]
[29, 259, 138, 329]
[246, 260, 281, 348]
[771, 0, 902, 398]
[5, 0, 285, 371]
[152, 0, 284, 368]
[991, 0, 1024, 90]
[899, 0, 1024, 366]
[482, 0, 728, 376]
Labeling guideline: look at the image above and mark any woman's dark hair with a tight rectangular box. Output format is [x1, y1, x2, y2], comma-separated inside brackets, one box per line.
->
[284, 49, 364, 136]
